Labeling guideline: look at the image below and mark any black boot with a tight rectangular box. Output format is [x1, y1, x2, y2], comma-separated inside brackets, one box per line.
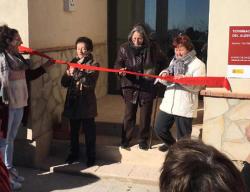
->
[65, 153, 79, 164]
[158, 144, 169, 152]
[86, 157, 96, 167]
[139, 141, 149, 150]
[121, 140, 130, 149]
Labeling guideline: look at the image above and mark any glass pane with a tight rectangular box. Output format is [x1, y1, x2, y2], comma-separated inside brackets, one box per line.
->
[108, 0, 209, 94]
[168, 0, 209, 31]
[167, 0, 209, 62]
[145, 0, 156, 30]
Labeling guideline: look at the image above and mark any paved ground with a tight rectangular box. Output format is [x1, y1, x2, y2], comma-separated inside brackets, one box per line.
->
[13, 95, 204, 192]
[18, 166, 159, 192]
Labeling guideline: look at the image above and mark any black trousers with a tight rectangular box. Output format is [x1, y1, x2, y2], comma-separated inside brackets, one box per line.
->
[241, 162, 250, 192]
[69, 118, 96, 160]
[122, 100, 153, 144]
[155, 110, 193, 145]
[0, 99, 8, 138]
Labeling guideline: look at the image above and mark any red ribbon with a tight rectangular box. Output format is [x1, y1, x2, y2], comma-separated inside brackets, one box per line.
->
[19, 46, 231, 91]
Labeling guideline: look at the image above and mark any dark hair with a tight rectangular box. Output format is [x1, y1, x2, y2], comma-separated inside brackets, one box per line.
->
[75, 36, 93, 52]
[160, 139, 246, 192]
[172, 34, 194, 51]
[0, 25, 18, 52]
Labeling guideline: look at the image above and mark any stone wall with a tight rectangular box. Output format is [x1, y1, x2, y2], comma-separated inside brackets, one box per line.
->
[203, 97, 250, 161]
[203, 0, 250, 164]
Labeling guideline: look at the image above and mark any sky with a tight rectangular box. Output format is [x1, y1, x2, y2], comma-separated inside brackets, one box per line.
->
[168, 0, 209, 31]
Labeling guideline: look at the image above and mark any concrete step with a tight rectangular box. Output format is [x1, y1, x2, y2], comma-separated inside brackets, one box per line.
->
[39, 153, 161, 185]
[50, 139, 165, 167]
[52, 161, 161, 185]
[37, 137, 165, 185]
[13, 95, 203, 184]
[41, 140, 165, 185]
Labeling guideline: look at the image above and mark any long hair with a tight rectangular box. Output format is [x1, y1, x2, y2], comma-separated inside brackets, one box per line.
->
[128, 23, 150, 46]
[0, 25, 18, 53]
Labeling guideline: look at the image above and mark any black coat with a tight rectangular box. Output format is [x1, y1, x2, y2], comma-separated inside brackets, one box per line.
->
[114, 41, 166, 104]
[61, 55, 99, 119]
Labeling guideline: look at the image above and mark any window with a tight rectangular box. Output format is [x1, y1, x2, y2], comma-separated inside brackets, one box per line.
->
[108, 0, 209, 94]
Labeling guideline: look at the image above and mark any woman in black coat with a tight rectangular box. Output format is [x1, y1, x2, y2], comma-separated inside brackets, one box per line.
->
[61, 37, 99, 167]
[114, 24, 166, 150]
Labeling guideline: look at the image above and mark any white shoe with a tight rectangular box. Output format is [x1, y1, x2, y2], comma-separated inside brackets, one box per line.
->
[9, 167, 25, 182]
[10, 178, 22, 191]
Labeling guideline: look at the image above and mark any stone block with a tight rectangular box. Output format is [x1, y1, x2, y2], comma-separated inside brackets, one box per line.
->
[203, 97, 228, 121]
[202, 116, 224, 150]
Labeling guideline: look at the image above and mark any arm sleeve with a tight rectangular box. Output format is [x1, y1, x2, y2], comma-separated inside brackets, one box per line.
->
[155, 69, 171, 86]
[79, 61, 100, 89]
[114, 46, 126, 69]
[154, 59, 174, 86]
[61, 72, 73, 88]
[25, 66, 46, 81]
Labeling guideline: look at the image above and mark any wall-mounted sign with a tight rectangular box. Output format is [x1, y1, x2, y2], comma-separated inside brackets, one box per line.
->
[227, 26, 250, 78]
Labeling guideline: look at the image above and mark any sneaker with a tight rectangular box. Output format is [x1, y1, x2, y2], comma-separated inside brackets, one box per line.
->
[9, 168, 25, 183]
[10, 178, 22, 191]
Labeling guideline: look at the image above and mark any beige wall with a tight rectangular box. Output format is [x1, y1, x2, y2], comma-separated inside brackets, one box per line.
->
[0, 0, 29, 47]
[203, 0, 250, 162]
[28, 0, 107, 48]
[0, 0, 108, 167]
[207, 0, 250, 93]
[27, 0, 108, 99]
